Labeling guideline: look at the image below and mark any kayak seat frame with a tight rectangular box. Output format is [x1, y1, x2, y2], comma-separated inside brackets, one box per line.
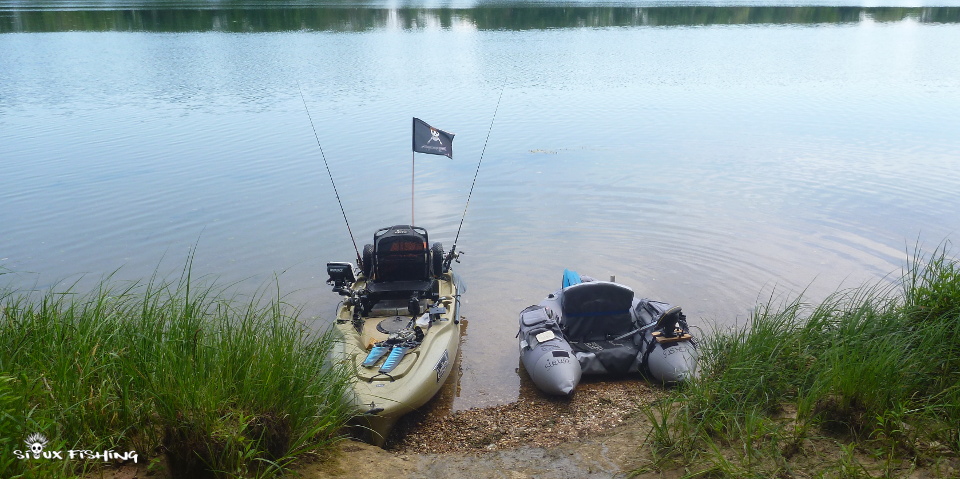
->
[359, 225, 444, 316]
[366, 279, 436, 295]
[372, 225, 433, 283]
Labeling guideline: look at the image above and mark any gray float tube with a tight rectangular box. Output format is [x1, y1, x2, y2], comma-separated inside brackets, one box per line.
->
[518, 305, 582, 395]
[635, 302, 700, 384]
[645, 340, 700, 384]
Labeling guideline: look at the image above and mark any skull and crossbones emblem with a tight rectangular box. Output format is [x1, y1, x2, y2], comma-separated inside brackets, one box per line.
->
[427, 128, 443, 145]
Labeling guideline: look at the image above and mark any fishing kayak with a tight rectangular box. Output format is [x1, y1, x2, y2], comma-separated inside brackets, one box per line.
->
[519, 270, 698, 395]
[327, 225, 462, 446]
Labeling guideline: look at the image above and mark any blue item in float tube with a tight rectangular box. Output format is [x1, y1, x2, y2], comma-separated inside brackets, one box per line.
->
[562, 269, 582, 288]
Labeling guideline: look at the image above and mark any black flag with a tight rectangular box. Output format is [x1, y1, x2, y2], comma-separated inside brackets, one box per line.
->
[412, 118, 454, 159]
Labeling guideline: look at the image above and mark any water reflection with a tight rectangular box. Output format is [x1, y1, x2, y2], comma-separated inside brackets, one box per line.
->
[2, 6, 959, 33]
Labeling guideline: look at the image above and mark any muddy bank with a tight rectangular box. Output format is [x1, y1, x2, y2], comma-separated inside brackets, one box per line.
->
[306, 430, 648, 479]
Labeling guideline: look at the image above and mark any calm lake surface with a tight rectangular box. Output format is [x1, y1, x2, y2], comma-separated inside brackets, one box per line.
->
[3, 0, 960, 409]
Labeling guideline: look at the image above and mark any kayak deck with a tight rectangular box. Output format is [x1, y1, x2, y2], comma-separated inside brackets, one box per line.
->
[330, 274, 460, 446]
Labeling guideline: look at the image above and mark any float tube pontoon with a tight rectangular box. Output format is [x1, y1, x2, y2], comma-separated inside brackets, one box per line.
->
[519, 270, 698, 395]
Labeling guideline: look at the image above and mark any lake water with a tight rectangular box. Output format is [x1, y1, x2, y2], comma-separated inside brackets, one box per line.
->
[2, 0, 960, 410]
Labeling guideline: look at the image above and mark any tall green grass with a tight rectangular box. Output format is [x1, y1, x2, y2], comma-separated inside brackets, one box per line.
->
[638, 244, 960, 477]
[0, 267, 354, 478]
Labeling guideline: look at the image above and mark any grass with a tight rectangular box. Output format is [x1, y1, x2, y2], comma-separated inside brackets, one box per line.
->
[5, 242, 960, 478]
[0, 264, 355, 479]
[634, 242, 960, 478]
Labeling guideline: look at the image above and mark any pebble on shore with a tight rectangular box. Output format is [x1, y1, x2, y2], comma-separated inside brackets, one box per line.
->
[390, 376, 665, 454]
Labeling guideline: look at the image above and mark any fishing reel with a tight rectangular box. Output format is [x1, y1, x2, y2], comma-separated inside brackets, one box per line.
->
[442, 246, 463, 273]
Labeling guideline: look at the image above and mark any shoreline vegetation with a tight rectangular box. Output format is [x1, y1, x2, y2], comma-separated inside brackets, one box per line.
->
[1, 263, 355, 479]
[633, 242, 960, 477]
[3, 6, 960, 34]
[2, 243, 959, 478]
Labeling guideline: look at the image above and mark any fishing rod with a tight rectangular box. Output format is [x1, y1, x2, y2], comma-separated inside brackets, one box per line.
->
[296, 81, 362, 267]
[445, 81, 506, 270]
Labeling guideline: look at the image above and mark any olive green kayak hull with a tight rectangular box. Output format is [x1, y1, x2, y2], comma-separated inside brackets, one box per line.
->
[330, 274, 460, 446]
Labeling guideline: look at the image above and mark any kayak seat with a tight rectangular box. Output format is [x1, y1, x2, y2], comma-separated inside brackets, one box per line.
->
[366, 279, 436, 295]
[376, 239, 429, 282]
[360, 226, 441, 309]
[560, 282, 635, 342]
[371, 225, 432, 283]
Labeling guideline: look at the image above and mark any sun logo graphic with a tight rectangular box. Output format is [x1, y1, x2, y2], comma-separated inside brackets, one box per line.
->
[24, 433, 49, 459]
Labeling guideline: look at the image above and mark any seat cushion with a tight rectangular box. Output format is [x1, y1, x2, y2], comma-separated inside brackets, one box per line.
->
[560, 282, 635, 342]
[375, 235, 429, 282]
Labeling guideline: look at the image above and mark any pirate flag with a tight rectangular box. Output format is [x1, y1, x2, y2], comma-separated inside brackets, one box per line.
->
[412, 118, 454, 159]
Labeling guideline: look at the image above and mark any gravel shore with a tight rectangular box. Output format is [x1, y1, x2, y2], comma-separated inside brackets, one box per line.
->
[391, 376, 664, 454]
[303, 376, 666, 478]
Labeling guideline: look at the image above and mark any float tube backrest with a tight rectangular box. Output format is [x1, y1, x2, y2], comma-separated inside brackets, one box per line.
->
[560, 282, 635, 342]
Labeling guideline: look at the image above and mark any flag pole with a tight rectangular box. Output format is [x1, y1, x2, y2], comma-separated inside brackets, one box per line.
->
[411, 151, 415, 226]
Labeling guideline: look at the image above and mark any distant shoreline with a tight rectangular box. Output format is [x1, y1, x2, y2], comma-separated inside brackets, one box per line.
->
[4, 6, 960, 34]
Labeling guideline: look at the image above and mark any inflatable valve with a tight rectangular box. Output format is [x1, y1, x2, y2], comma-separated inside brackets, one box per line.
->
[378, 346, 410, 373]
[362, 345, 391, 368]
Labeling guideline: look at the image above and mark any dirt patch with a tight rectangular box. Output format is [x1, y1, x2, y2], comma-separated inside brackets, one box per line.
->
[391, 376, 662, 453]
[301, 376, 664, 478]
